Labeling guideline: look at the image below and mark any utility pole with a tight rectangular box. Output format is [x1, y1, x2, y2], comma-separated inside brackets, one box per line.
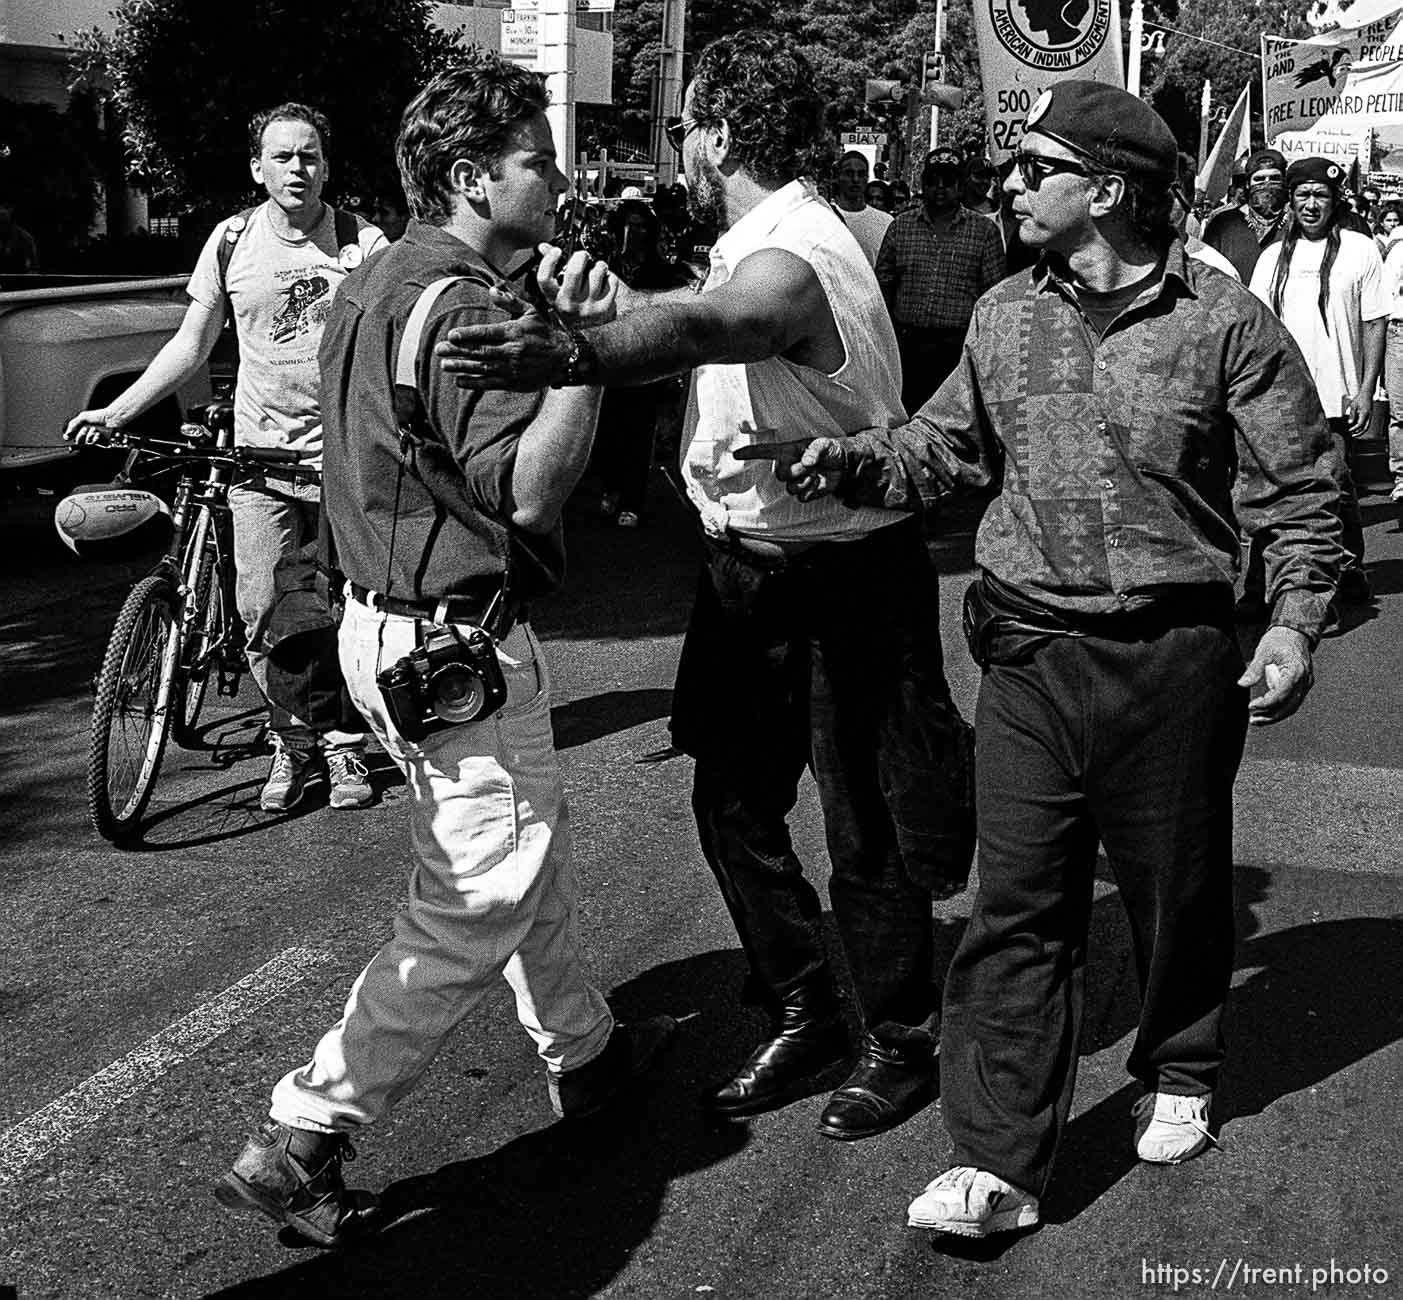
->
[651, 0, 687, 185]
[929, 0, 946, 151]
[1198, 81, 1212, 172]
[537, 0, 578, 191]
[1127, 0, 1144, 95]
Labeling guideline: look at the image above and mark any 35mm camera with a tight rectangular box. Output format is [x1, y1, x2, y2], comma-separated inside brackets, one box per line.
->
[376, 625, 507, 742]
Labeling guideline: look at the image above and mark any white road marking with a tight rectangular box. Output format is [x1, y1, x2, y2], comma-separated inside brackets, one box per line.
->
[0, 946, 334, 1187]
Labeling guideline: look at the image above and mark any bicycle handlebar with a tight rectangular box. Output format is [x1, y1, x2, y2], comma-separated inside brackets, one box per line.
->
[72, 424, 319, 481]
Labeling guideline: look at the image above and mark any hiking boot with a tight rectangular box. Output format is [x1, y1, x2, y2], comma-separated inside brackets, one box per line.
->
[260, 743, 314, 813]
[906, 1166, 1040, 1237]
[326, 749, 373, 810]
[548, 1015, 679, 1119]
[214, 1119, 380, 1247]
[1133, 1091, 1216, 1164]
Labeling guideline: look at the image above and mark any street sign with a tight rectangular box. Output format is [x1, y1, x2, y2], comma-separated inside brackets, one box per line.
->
[841, 131, 889, 148]
[501, 8, 539, 57]
[579, 0, 615, 9]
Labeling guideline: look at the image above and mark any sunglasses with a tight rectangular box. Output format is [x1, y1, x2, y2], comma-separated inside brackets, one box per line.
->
[1013, 152, 1101, 191]
[664, 115, 701, 153]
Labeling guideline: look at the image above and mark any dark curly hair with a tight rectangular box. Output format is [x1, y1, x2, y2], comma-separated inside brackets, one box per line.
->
[396, 49, 550, 227]
[247, 103, 331, 160]
[689, 32, 828, 186]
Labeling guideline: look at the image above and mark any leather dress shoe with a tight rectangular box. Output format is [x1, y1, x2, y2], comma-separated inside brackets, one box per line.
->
[706, 986, 849, 1118]
[817, 1036, 937, 1141]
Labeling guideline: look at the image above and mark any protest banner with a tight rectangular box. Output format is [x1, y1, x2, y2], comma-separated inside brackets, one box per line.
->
[1263, 0, 1403, 169]
[971, 0, 1124, 163]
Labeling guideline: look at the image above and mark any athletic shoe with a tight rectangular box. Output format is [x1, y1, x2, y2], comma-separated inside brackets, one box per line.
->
[616, 511, 640, 528]
[326, 749, 373, 810]
[1390, 481, 1403, 502]
[600, 491, 621, 518]
[1133, 1091, 1216, 1164]
[259, 743, 313, 813]
[906, 1166, 1040, 1237]
[215, 1119, 379, 1248]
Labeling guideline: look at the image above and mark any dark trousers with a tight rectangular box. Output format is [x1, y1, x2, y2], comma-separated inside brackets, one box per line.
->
[895, 324, 966, 414]
[670, 517, 974, 1052]
[594, 385, 660, 516]
[941, 621, 1247, 1196]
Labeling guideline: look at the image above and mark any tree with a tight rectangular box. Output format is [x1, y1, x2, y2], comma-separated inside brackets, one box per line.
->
[0, 95, 103, 259]
[1145, 0, 1318, 154]
[70, 0, 464, 217]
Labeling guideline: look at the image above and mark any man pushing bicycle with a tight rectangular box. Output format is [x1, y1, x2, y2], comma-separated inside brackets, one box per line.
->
[67, 102, 387, 813]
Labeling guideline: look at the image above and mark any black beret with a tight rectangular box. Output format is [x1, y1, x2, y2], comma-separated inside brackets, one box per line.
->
[1285, 156, 1346, 191]
[1022, 79, 1178, 182]
[1245, 149, 1287, 178]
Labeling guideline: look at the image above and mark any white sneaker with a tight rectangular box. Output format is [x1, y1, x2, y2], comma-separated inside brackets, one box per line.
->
[1133, 1091, 1216, 1164]
[1391, 481, 1403, 503]
[616, 510, 640, 528]
[906, 1166, 1040, 1237]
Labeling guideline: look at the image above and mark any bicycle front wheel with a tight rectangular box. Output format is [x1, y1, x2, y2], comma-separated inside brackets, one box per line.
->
[88, 573, 182, 842]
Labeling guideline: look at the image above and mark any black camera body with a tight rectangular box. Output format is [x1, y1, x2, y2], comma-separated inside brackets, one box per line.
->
[376, 625, 508, 742]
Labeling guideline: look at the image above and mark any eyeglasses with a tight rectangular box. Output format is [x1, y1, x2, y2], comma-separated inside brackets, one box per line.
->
[664, 115, 701, 153]
[1013, 151, 1100, 191]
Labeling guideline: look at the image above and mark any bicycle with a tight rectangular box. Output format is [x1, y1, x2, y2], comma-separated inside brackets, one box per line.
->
[76, 401, 319, 842]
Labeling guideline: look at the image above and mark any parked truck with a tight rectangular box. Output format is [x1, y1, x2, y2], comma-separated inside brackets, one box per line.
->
[0, 276, 213, 490]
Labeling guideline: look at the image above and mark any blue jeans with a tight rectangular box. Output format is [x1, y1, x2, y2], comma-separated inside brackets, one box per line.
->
[671, 517, 974, 1052]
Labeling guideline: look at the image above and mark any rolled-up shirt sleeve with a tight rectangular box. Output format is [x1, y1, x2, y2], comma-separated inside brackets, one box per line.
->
[1226, 308, 1346, 642]
[417, 288, 546, 522]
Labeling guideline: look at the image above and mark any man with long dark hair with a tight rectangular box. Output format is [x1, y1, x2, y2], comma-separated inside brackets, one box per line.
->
[1249, 156, 1385, 609]
[754, 81, 1343, 1238]
[439, 30, 976, 1147]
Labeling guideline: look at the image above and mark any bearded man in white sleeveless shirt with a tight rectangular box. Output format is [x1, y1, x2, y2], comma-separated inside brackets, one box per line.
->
[436, 32, 975, 1143]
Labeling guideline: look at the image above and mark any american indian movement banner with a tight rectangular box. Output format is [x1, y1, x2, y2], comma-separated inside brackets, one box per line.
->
[972, 0, 1125, 164]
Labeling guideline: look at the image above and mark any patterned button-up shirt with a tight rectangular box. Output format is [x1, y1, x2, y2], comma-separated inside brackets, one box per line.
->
[875, 204, 1006, 330]
[836, 244, 1345, 641]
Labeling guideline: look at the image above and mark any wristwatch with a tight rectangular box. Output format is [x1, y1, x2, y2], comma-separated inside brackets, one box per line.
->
[552, 327, 600, 388]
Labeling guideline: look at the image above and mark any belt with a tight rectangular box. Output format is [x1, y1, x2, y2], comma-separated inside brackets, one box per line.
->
[346, 581, 522, 635]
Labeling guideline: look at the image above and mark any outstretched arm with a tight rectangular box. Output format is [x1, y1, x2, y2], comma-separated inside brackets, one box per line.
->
[436, 246, 839, 391]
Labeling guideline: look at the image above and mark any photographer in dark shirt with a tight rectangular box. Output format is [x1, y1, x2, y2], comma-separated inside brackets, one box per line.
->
[216, 52, 673, 1248]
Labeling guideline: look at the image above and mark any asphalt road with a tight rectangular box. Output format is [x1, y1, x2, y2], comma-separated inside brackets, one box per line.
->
[1, 454, 1400, 1300]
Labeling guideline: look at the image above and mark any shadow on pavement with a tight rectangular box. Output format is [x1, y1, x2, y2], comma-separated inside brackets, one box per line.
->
[1043, 863, 1403, 1226]
[551, 688, 673, 751]
[205, 950, 757, 1300]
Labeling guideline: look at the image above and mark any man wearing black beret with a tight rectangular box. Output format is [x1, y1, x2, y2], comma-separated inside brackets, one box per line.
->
[1202, 146, 1290, 282]
[1249, 154, 1385, 611]
[756, 79, 1346, 1237]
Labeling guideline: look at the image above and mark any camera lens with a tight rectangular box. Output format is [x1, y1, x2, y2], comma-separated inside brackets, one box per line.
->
[430, 664, 487, 723]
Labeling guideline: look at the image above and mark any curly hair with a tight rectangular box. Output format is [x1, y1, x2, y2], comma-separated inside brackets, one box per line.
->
[688, 32, 828, 186]
[247, 103, 331, 160]
[396, 49, 550, 227]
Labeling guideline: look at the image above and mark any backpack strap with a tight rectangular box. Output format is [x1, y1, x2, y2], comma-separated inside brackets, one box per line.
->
[215, 206, 260, 298]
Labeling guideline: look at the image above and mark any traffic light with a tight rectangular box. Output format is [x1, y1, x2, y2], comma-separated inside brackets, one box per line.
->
[864, 79, 907, 105]
[921, 51, 942, 89]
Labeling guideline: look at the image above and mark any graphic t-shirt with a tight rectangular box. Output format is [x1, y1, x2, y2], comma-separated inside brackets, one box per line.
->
[186, 202, 386, 462]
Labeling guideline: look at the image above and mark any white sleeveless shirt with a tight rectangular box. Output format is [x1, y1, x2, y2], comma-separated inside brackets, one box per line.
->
[680, 179, 908, 542]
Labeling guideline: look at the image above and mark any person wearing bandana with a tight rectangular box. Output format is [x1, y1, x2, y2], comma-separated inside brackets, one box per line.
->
[1202, 148, 1289, 283]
